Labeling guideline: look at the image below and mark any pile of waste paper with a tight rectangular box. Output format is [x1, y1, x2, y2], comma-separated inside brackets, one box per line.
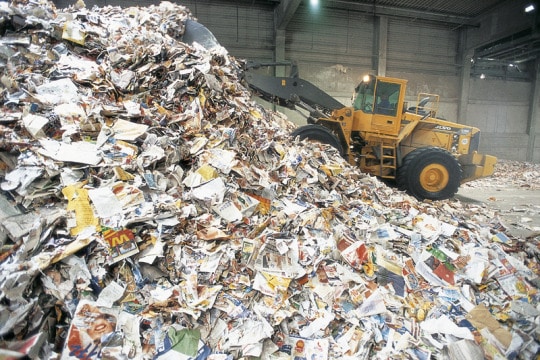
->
[466, 159, 540, 190]
[0, 1, 538, 359]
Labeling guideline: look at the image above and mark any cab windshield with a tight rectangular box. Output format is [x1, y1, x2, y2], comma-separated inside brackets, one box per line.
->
[353, 78, 375, 112]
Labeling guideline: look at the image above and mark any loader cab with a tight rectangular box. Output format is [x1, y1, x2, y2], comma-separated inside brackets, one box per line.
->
[352, 75, 407, 135]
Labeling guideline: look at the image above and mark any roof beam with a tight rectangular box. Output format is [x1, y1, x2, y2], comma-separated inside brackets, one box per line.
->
[474, 28, 540, 63]
[325, 0, 474, 26]
[274, 0, 302, 30]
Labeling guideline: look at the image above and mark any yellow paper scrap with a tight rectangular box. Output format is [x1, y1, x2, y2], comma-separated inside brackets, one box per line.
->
[62, 182, 99, 236]
[261, 271, 292, 293]
[62, 21, 86, 46]
[196, 164, 218, 181]
[113, 166, 135, 181]
[466, 304, 512, 350]
[198, 90, 206, 107]
[320, 164, 343, 176]
[50, 237, 95, 266]
[250, 108, 263, 119]
[154, 103, 170, 115]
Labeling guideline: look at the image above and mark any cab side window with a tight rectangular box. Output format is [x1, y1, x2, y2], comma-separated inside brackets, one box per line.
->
[353, 82, 375, 113]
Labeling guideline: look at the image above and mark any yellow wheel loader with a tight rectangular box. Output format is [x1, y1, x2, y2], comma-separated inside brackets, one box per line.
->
[245, 71, 496, 201]
[183, 21, 497, 201]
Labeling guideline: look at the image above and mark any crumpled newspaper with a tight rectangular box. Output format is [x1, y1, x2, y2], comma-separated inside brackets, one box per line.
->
[0, 1, 538, 360]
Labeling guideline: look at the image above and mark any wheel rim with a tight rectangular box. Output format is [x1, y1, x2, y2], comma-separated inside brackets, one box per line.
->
[419, 164, 449, 192]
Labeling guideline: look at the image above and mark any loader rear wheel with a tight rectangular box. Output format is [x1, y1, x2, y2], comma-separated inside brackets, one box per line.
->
[397, 147, 462, 201]
[291, 125, 344, 156]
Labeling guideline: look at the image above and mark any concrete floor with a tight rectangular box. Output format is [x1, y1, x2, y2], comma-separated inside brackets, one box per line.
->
[455, 184, 540, 240]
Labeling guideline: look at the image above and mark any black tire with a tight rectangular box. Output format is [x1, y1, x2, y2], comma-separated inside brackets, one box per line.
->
[397, 147, 462, 201]
[291, 125, 344, 156]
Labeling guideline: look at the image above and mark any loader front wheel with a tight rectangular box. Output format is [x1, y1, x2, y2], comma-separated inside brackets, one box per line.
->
[291, 125, 344, 156]
[397, 147, 462, 201]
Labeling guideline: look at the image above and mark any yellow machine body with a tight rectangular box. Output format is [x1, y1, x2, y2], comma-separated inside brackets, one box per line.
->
[316, 75, 496, 183]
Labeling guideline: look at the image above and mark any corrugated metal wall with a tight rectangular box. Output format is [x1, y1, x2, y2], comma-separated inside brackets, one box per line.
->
[285, 5, 375, 100]
[286, 5, 374, 67]
[387, 19, 459, 75]
[181, 0, 275, 61]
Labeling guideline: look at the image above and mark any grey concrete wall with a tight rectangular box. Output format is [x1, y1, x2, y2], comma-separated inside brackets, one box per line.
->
[466, 80, 532, 160]
[390, 72, 460, 122]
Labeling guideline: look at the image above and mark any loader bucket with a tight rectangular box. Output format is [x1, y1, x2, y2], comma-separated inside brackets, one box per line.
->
[458, 152, 497, 183]
[182, 19, 220, 50]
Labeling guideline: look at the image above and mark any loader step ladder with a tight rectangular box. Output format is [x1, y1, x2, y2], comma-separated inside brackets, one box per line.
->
[379, 143, 397, 178]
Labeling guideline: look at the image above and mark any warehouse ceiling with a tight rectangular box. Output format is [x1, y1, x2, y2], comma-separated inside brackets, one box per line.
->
[268, 0, 540, 75]
[314, 0, 507, 24]
[269, 0, 512, 26]
[353, 0, 506, 18]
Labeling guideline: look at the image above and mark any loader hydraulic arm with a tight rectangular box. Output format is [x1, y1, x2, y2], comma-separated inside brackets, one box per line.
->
[243, 70, 345, 118]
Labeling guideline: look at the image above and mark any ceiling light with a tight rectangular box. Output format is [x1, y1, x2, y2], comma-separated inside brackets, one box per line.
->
[480, 74, 486, 79]
[525, 4, 535, 12]
[310, 0, 319, 7]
